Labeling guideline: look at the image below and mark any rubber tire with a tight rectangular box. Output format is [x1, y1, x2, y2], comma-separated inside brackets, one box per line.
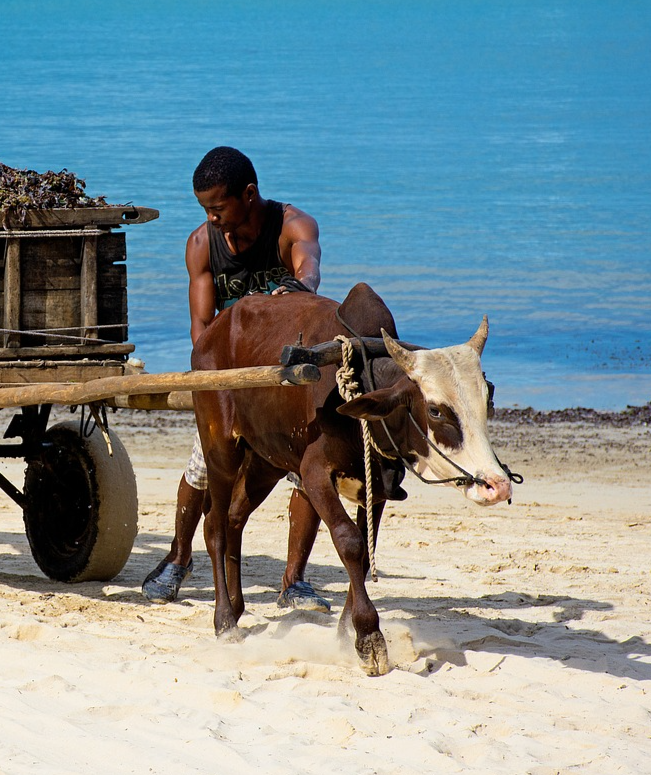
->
[23, 420, 138, 582]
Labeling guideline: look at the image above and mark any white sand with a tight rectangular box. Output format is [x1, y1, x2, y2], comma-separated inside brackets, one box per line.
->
[1, 411, 650, 774]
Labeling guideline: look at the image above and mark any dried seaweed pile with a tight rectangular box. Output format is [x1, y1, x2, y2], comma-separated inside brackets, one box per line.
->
[0, 162, 109, 225]
[495, 402, 651, 427]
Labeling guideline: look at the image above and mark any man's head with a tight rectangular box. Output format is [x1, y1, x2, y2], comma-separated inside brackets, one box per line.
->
[193, 147, 258, 198]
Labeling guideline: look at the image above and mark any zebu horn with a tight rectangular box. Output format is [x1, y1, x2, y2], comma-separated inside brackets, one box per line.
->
[381, 329, 417, 372]
[467, 315, 489, 355]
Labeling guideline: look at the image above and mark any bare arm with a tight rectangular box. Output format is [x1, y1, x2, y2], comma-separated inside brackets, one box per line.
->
[186, 224, 216, 346]
[275, 206, 321, 294]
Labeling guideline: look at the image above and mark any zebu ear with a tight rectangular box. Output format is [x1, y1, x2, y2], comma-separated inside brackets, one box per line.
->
[337, 385, 403, 421]
[466, 315, 489, 355]
[381, 329, 417, 373]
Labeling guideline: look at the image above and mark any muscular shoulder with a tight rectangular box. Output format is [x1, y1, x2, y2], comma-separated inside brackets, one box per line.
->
[186, 222, 210, 273]
[280, 204, 319, 244]
[187, 221, 209, 251]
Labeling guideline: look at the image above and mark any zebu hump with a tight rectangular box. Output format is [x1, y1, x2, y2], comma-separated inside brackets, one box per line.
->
[192, 284, 397, 371]
[337, 283, 398, 339]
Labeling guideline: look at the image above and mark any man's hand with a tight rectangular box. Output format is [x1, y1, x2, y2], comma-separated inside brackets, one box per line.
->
[271, 277, 314, 295]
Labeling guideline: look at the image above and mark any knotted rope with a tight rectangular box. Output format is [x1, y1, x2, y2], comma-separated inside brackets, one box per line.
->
[335, 335, 378, 582]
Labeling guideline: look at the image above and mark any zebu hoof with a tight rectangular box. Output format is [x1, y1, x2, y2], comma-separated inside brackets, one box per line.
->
[214, 612, 241, 641]
[356, 631, 390, 676]
[337, 610, 354, 640]
[215, 626, 244, 644]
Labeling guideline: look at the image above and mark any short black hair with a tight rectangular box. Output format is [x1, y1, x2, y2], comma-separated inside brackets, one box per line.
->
[192, 146, 258, 197]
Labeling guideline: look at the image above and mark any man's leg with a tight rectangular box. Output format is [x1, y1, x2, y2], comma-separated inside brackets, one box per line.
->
[166, 474, 205, 566]
[278, 488, 330, 612]
[143, 431, 329, 609]
[142, 432, 207, 603]
[141, 474, 204, 603]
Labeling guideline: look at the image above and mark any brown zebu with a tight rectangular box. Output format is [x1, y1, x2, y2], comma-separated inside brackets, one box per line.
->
[192, 283, 512, 674]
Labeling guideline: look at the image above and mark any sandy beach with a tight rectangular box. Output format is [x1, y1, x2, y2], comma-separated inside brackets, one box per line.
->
[1, 405, 650, 774]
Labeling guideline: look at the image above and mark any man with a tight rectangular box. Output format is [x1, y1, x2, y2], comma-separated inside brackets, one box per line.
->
[142, 146, 329, 611]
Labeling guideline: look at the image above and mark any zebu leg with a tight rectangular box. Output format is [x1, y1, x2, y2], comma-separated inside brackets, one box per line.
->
[339, 501, 386, 638]
[203, 468, 241, 638]
[225, 451, 284, 621]
[301, 461, 389, 676]
[197, 399, 245, 638]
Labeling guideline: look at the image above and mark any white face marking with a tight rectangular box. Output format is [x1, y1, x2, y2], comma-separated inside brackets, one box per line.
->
[401, 345, 510, 503]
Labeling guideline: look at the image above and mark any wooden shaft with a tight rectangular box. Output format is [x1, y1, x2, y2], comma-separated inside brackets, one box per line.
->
[3, 239, 21, 348]
[106, 392, 194, 411]
[0, 363, 320, 409]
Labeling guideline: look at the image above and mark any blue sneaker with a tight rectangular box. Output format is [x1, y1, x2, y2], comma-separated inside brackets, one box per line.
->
[142, 559, 194, 603]
[277, 580, 331, 612]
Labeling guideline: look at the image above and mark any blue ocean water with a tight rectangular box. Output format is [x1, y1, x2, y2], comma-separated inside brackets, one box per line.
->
[2, 0, 650, 409]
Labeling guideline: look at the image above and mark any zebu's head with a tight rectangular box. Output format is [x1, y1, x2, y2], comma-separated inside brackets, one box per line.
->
[337, 318, 512, 506]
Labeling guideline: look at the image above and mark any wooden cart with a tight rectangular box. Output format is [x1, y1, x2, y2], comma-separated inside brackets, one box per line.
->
[0, 206, 319, 583]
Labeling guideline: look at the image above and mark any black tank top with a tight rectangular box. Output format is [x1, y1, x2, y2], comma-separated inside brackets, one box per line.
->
[207, 199, 292, 311]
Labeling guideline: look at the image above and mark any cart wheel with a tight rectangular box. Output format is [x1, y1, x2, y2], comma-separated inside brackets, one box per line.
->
[23, 420, 138, 582]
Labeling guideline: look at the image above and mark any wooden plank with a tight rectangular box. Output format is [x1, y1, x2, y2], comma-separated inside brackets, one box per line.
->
[19, 238, 84, 337]
[3, 239, 21, 347]
[20, 289, 80, 344]
[21, 291, 78, 313]
[0, 359, 127, 369]
[98, 264, 127, 287]
[0, 363, 127, 384]
[22, 284, 126, 313]
[16, 233, 125, 282]
[97, 231, 127, 264]
[97, 234, 127, 341]
[0, 343, 134, 359]
[98, 289, 127, 341]
[22, 274, 82, 292]
[0, 364, 321, 408]
[80, 235, 98, 338]
[0, 206, 159, 229]
[20, 293, 126, 345]
[20, 237, 80, 287]
[2, 231, 128, 346]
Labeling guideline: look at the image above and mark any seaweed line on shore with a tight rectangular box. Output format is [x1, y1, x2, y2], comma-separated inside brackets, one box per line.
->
[48, 402, 651, 431]
[495, 403, 651, 427]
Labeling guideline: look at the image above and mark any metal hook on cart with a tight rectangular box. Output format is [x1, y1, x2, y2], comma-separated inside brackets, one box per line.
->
[76, 404, 98, 439]
[87, 403, 113, 457]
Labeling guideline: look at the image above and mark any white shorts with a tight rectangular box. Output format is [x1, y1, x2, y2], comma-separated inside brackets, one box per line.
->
[184, 429, 301, 494]
[184, 430, 208, 490]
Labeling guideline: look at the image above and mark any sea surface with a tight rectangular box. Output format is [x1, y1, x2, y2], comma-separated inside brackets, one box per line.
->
[2, 0, 650, 409]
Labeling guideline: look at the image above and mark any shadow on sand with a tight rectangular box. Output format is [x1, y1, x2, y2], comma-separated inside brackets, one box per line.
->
[1, 534, 649, 682]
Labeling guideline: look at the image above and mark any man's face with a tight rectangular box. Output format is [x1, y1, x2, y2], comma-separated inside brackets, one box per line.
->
[195, 184, 253, 234]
